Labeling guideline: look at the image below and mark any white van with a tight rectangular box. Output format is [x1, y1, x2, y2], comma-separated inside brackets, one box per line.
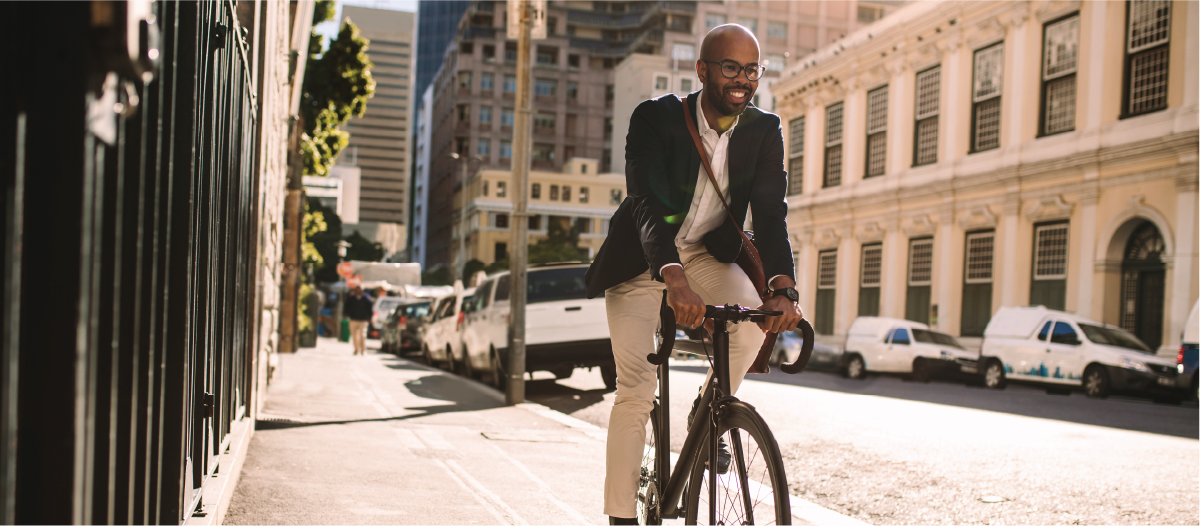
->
[842, 316, 978, 381]
[979, 306, 1185, 400]
[420, 284, 475, 370]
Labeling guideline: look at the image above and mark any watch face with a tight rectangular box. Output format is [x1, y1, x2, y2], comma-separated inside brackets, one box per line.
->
[786, 288, 799, 302]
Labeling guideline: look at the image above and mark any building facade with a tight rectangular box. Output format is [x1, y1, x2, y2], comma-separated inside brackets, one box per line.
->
[416, 1, 473, 107]
[426, 1, 696, 271]
[412, 84, 436, 269]
[455, 159, 626, 266]
[340, 7, 415, 255]
[772, 0, 1198, 354]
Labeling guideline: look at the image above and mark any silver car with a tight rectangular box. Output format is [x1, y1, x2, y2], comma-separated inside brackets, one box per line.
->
[769, 329, 844, 371]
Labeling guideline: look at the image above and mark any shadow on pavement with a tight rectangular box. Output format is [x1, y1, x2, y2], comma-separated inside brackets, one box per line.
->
[524, 378, 612, 415]
[670, 363, 1199, 439]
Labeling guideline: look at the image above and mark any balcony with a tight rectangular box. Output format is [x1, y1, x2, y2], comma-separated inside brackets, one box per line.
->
[463, 27, 495, 40]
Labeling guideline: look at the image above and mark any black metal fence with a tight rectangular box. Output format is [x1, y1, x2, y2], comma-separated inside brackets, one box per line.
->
[0, 1, 262, 523]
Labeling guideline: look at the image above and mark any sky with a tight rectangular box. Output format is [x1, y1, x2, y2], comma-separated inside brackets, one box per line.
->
[314, 0, 418, 45]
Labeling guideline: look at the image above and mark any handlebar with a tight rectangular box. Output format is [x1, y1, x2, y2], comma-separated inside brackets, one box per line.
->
[646, 303, 815, 374]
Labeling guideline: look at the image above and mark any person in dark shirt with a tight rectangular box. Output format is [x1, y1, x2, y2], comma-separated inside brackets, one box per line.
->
[345, 286, 374, 355]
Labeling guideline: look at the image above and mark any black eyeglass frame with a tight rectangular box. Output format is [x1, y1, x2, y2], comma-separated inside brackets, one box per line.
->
[703, 59, 767, 81]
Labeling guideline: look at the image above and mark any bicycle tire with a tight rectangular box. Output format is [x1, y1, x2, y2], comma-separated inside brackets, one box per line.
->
[683, 401, 790, 524]
[637, 402, 665, 524]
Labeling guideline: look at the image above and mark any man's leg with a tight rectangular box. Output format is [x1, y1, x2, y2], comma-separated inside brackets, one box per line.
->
[682, 250, 767, 396]
[351, 321, 366, 354]
[603, 271, 664, 519]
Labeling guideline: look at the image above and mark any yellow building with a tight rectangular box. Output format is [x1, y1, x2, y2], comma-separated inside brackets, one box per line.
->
[772, 0, 1197, 353]
[451, 158, 626, 266]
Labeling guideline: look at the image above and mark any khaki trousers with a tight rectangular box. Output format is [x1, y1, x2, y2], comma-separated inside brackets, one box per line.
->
[602, 245, 765, 518]
[349, 320, 368, 354]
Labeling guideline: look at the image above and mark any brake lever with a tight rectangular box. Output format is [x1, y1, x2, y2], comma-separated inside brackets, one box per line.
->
[779, 319, 815, 374]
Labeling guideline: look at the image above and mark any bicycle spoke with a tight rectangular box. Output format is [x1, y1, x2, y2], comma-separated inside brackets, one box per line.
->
[687, 403, 790, 524]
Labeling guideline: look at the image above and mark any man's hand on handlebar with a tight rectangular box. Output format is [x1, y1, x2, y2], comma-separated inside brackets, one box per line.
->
[662, 266, 706, 329]
[757, 277, 804, 334]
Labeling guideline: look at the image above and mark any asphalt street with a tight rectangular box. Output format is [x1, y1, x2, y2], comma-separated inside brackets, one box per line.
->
[525, 356, 1199, 525]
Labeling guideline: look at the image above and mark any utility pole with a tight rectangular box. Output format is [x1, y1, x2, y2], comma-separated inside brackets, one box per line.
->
[506, 0, 539, 405]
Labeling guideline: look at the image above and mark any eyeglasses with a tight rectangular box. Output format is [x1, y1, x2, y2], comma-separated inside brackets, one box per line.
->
[704, 60, 766, 81]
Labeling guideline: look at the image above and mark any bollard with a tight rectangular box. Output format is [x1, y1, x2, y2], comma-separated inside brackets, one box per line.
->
[339, 318, 350, 343]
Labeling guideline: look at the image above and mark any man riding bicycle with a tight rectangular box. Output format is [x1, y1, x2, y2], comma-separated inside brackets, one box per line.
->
[584, 24, 803, 524]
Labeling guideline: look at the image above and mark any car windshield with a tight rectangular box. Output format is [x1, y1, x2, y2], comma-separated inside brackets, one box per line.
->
[527, 268, 589, 304]
[402, 302, 431, 317]
[377, 299, 402, 311]
[1078, 323, 1152, 353]
[911, 329, 964, 349]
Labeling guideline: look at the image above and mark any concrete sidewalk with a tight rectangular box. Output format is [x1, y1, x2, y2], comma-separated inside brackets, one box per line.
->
[225, 338, 610, 524]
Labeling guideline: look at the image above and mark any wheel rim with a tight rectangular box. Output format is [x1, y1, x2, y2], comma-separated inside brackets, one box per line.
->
[986, 363, 1002, 387]
[688, 405, 790, 524]
[848, 358, 863, 378]
[1085, 371, 1101, 395]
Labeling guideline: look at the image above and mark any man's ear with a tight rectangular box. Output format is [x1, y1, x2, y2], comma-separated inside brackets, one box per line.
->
[695, 59, 705, 85]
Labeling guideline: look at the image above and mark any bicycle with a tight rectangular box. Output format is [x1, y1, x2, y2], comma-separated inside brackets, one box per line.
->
[636, 303, 815, 524]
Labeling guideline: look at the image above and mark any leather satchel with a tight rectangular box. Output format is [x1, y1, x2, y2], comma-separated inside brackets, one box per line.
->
[681, 99, 777, 374]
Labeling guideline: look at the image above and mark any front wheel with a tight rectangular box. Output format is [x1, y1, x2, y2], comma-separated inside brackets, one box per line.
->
[983, 359, 1006, 389]
[684, 401, 791, 525]
[844, 354, 866, 380]
[910, 358, 931, 383]
[1083, 365, 1110, 398]
[637, 403, 665, 525]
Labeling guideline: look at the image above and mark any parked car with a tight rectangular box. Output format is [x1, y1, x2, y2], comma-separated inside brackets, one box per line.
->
[380, 299, 433, 355]
[369, 295, 406, 339]
[979, 306, 1187, 400]
[842, 316, 977, 381]
[460, 264, 616, 389]
[768, 329, 843, 371]
[420, 287, 475, 369]
[1179, 301, 1198, 399]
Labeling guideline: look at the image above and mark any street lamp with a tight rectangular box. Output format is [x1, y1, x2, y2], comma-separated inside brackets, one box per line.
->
[449, 152, 483, 283]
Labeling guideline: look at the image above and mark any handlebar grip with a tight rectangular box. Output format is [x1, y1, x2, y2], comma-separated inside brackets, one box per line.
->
[647, 295, 675, 366]
[779, 319, 814, 374]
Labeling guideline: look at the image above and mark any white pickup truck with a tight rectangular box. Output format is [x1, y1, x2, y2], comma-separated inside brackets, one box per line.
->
[459, 264, 616, 389]
[979, 306, 1185, 400]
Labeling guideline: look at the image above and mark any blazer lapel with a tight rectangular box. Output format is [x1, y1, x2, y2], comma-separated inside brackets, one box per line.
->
[680, 92, 703, 212]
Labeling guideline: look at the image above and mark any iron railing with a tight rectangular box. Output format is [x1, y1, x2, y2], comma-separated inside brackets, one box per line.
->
[0, 1, 262, 523]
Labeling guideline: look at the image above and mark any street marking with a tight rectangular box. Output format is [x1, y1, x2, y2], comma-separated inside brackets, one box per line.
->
[394, 428, 425, 450]
[434, 459, 510, 525]
[415, 428, 455, 450]
[446, 459, 530, 525]
[488, 443, 593, 524]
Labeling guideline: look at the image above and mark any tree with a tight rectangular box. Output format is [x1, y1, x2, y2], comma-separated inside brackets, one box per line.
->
[528, 218, 588, 265]
[307, 197, 344, 283]
[345, 230, 385, 262]
[301, 9, 374, 176]
[463, 259, 487, 280]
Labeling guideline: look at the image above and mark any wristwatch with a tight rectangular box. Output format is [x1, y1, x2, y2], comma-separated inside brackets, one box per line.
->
[771, 287, 799, 303]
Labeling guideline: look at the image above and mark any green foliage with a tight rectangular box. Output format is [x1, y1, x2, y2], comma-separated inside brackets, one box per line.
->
[298, 281, 315, 334]
[345, 230, 385, 262]
[302, 200, 327, 272]
[463, 259, 487, 281]
[312, 0, 336, 25]
[485, 259, 509, 273]
[422, 266, 452, 286]
[301, 20, 374, 176]
[528, 218, 588, 265]
[307, 197, 344, 283]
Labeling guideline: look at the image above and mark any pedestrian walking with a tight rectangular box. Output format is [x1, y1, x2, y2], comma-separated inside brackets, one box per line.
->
[584, 24, 802, 523]
[345, 286, 374, 355]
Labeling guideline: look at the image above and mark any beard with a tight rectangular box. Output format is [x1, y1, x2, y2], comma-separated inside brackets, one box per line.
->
[704, 81, 754, 117]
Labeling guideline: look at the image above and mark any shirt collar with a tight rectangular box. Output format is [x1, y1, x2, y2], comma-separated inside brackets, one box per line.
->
[696, 89, 741, 135]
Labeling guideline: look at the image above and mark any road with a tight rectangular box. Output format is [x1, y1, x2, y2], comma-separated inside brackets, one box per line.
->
[521, 356, 1199, 525]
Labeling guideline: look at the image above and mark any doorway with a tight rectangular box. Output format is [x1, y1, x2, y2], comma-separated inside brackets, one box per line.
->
[1120, 222, 1166, 349]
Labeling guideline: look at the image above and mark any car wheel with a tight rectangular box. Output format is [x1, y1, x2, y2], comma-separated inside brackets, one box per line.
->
[844, 354, 866, 380]
[600, 364, 618, 390]
[446, 346, 460, 374]
[910, 358, 931, 383]
[462, 349, 478, 380]
[491, 350, 507, 391]
[422, 344, 435, 367]
[1083, 365, 1110, 398]
[983, 359, 1006, 389]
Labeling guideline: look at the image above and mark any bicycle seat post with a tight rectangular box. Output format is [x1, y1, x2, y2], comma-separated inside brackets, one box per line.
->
[711, 318, 731, 401]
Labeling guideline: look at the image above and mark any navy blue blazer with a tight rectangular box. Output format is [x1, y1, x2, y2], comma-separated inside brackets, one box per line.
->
[584, 91, 794, 298]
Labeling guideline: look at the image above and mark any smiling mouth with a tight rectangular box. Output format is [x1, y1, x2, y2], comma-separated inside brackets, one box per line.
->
[726, 89, 750, 104]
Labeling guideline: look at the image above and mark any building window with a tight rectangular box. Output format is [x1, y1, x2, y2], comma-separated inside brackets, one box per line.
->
[1033, 223, 1069, 280]
[815, 250, 837, 335]
[737, 17, 757, 33]
[528, 215, 542, 230]
[496, 181, 507, 197]
[914, 66, 940, 166]
[858, 5, 884, 23]
[1042, 14, 1079, 135]
[823, 103, 843, 187]
[549, 185, 560, 200]
[568, 54, 581, 69]
[972, 43, 1003, 151]
[610, 189, 623, 205]
[481, 72, 494, 91]
[505, 42, 517, 63]
[787, 116, 804, 194]
[965, 231, 995, 284]
[494, 242, 507, 261]
[477, 138, 490, 156]
[567, 82, 579, 100]
[673, 43, 695, 61]
[706, 13, 727, 29]
[579, 186, 589, 203]
[562, 185, 571, 201]
[1124, 0, 1171, 116]
[764, 53, 786, 72]
[479, 106, 492, 125]
[531, 183, 541, 199]
[604, 117, 612, 139]
[536, 46, 558, 65]
[482, 180, 488, 197]
[499, 142, 512, 159]
[503, 75, 517, 93]
[458, 71, 472, 90]
[817, 251, 837, 289]
[859, 243, 882, 317]
[482, 44, 495, 61]
[535, 79, 558, 97]
[492, 213, 509, 228]
[457, 104, 470, 122]
[533, 144, 555, 162]
[865, 85, 888, 177]
[680, 78, 693, 92]
[908, 238, 933, 286]
[767, 21, 787, 40]
[534, 112, 557, 133]
[605, 85, 614, 105]
[501, 108, 514, 127]
[655, 75, 669, 90]
[460, 42, 474, 54]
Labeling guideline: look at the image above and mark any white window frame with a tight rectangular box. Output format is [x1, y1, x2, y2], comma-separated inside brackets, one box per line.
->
[824, 103, 843, 188]
[1042, 15, 1079, 135]
[914, 66, 940, 165]
[818, 250, 838, 289]
[788, 116, 804, 195]
[964, 231, 995, 284]
[860, 244, 882, 287]
[1124, 0, 1171, 116]
[865, 85, 888, 177]
[1033, 223, 1069, 280]
[972, 43, 1003, 151]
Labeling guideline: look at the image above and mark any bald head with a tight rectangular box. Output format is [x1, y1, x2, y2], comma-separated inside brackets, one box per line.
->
[699, 24, 760, 62]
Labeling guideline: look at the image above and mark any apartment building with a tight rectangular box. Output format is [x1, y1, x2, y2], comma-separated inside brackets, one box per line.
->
[340, 6, 415, 256]
[772, 0, 1197, 354]
[425, 1, 694, 271]
[455, 159, 626, 266]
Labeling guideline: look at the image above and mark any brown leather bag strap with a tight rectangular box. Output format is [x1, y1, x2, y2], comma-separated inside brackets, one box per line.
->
[681, 98, 741, 230]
